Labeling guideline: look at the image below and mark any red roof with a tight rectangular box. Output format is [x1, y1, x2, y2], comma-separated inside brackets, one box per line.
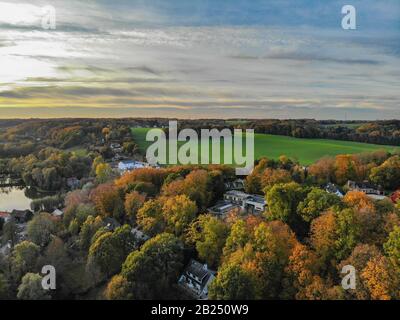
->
[0, 211, 11, 218]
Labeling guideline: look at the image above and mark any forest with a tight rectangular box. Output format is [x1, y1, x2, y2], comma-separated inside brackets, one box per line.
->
[1, 143, 399, 299]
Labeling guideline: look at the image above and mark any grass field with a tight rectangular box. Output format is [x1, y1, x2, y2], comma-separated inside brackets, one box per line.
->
[132, 128, 399, 165]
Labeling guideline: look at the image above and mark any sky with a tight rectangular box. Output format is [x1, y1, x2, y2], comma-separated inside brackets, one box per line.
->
[0, 0, 399, 120]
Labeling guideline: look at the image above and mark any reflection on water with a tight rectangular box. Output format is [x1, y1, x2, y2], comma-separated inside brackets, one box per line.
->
[0, 186, 32, 211]
[0, 186, 56, 211]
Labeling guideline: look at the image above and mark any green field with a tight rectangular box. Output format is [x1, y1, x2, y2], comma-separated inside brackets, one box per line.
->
[132, 128, 399, 165]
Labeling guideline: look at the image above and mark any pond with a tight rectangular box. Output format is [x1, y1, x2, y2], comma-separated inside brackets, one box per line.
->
[0, 186, 56, 211]
[0, 186, 32, 211]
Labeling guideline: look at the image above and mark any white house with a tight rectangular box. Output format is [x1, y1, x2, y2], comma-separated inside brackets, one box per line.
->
[178, 259, 216, 300]
[223, 190, 267, 214]
[118, 160, 148, 172]
[325, 183, 344, 198]
[51, 209, 64, 218]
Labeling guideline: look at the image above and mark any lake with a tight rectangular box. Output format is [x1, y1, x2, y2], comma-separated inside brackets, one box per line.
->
[0, 187, 32, 211]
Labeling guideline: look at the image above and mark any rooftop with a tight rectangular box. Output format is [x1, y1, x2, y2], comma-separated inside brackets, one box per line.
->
[225, 190, 249, 198]
[185, 259, 209, 280]
[246, 195, 266, 204]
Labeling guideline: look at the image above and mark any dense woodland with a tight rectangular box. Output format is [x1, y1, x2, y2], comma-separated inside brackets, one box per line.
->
[1, 119, 400, 300]
[1, 149, 400, 299]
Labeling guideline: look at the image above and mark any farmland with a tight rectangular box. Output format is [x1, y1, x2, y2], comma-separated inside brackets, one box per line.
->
[131, 128, 399, 165]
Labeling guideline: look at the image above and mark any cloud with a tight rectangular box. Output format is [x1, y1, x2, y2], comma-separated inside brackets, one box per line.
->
[0, 1, 399, 119]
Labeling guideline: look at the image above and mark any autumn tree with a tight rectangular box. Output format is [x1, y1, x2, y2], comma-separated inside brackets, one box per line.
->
[360, 255, 400, 300]
[121, 233, 183, 299]
[104, 275, 132, 300]
[253, 221, 298, 294]
[308, 157, 335, 185]
[39, 237, 69, 276]
[310, 211, 338, 268]
[209, 264, 259, 300]
[261, 168, 292, 190]
[162, 170, 211, 210]
[281, 243, 320, 299]
[90, 183, 125, 221]
[136, 199, 165, 236]
[162, 195, 198, 236]
[124, 191, 146, 223]
[338, 244, 382, 300]
[343, 191, 375, 213]
[334, 154, 361, 185]
[244, 158, 268, 194]
[370, 155, 400, 190]
[186, 215, 229, 268]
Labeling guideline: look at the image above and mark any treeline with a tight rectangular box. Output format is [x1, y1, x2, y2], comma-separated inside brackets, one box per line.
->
[241, 119, 400, 146]
[0, 119, 140, 157]
[8, 148, 92, 191]
[245, 150, 400, 195]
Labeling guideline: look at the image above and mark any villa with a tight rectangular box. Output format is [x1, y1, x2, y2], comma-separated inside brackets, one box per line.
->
[223, 190, 267, 214]
[325, 183, 344, 198]
[178, 259, 216, 300]
[207, 201, 241, 218]
[347, 180, 384, 196]
[118, 160, 148, 172]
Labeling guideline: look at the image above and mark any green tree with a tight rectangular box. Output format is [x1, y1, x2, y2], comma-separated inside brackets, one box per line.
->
[0, 273, 8, 299]
[384, 226, 400, 270]
[335, 209, 362, 261]
[136, 199, 165, 236]
[209, 264, 258, 300]
[27, 213, 56, 247]
[121, 233, 183, 299]
[223, 219, 250, 257]
[11, 241, 40, 281]
[79, 215, 103, 250]
[95, 163, 114, 183]
[265, 182, 308, 233]
[186, 215, 229, 268]
[297, 188, 341, 223]
[17, 273, 51, 300]
[88, 225, 135, 276]
[2, 220, 17, 246]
